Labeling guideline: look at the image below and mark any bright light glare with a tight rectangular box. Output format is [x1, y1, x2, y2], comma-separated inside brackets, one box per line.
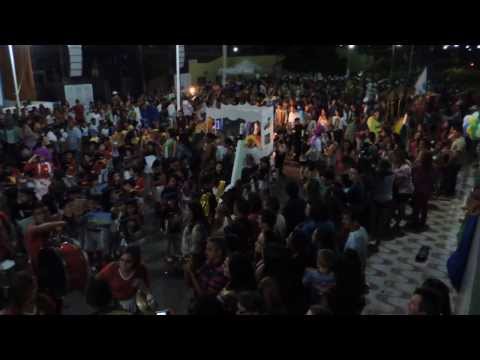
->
[233, 47, 239, 53]
[347, 45, 355, 49]
[189, 86, 196, 96]
[443, 45, 449, 50]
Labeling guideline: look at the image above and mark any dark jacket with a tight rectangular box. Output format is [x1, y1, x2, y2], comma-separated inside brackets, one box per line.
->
[283, 197, 307, 235]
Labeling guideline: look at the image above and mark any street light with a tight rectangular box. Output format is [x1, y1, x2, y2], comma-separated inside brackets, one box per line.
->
[346, 45, 355, 77]
[233, 46, 239, 53]
[443, 45, 449, 50]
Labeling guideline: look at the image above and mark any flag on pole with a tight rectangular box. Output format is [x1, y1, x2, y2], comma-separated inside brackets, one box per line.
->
[415, 67, 427, 95]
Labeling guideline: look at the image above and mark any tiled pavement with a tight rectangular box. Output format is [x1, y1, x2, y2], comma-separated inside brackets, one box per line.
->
[63, 162, 473, 315]
[362, 168, 472, 315]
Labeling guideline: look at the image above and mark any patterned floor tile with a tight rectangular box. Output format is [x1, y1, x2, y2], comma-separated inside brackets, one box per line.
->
[363, 168, 472, 315]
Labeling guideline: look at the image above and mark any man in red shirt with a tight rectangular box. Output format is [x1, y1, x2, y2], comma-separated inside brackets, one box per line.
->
[73, 99, 85, 124]
[24, 205, 66, 275]
[97, 246, 152, 313]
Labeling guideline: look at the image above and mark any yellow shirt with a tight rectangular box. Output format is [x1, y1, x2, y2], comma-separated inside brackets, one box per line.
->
[367, 116, 381, 136]
[393, 115, 408, 135]
[111, 131, 125, 147]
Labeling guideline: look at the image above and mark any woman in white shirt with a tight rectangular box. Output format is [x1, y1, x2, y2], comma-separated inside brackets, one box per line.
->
[392, 151, 414, 232]
[332, 109, 348, 143]
[287, 105, 299, 129]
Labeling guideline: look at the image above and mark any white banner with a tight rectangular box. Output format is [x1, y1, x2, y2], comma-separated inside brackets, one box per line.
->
[206, 104, 274, 186]
[64, 84, 94, 107]
[206, 104, 274, 155]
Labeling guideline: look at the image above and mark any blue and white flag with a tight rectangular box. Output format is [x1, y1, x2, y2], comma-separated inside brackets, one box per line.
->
[415, 67, 428, 95]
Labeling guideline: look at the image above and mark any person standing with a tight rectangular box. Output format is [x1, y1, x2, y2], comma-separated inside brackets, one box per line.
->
[283, 182, 307, 236]
[342, 212, 369, 272]
[446, 127, 466, 197]
[410, 152, 435, 231]
[367, 111, 382, 140]
[163, 128, 177, 161]
[392, 151, 414, 233]
[73, 99, 85, 124]
[274, 137, 287, 177]
[24, 205, 66, 275]
[66, 118, 83, 161]
[182, 99, 194, 126]
[167, 100, 177, 129]
[97, 246, 152, 313]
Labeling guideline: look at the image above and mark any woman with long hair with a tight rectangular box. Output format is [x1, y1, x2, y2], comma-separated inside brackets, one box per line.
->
[410, 151, 435, 231]
[391, 150, 414, 233]
[218, 252, 257, 314]
[181, 200, 209, 269]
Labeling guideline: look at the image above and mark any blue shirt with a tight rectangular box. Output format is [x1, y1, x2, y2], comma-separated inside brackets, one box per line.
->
[344, 226, 369, 269]
[303, 269, 336, 305]
[301, 220, 335, 242]
[67, 127, 82, 151]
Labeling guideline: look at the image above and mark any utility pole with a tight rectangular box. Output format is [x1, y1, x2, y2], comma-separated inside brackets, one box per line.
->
[175, 45, 181, 113]
[8, 45, 21, 110]
[222, 45, 227, 86]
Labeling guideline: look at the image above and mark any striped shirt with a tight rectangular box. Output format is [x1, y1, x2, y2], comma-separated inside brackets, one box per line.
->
[198, 262, 228, 296]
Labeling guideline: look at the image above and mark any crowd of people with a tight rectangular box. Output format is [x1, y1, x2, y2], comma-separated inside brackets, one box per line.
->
[0, 72, 477, 315]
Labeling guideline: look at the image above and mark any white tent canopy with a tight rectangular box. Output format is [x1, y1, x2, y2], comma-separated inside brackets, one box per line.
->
[218, 60, 261, 75]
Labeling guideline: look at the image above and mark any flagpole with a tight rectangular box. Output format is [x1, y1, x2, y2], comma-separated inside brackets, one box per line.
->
[222, 45, 227, 86]
[8, 45, 21, 110]
[175, 45, 181, 116]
